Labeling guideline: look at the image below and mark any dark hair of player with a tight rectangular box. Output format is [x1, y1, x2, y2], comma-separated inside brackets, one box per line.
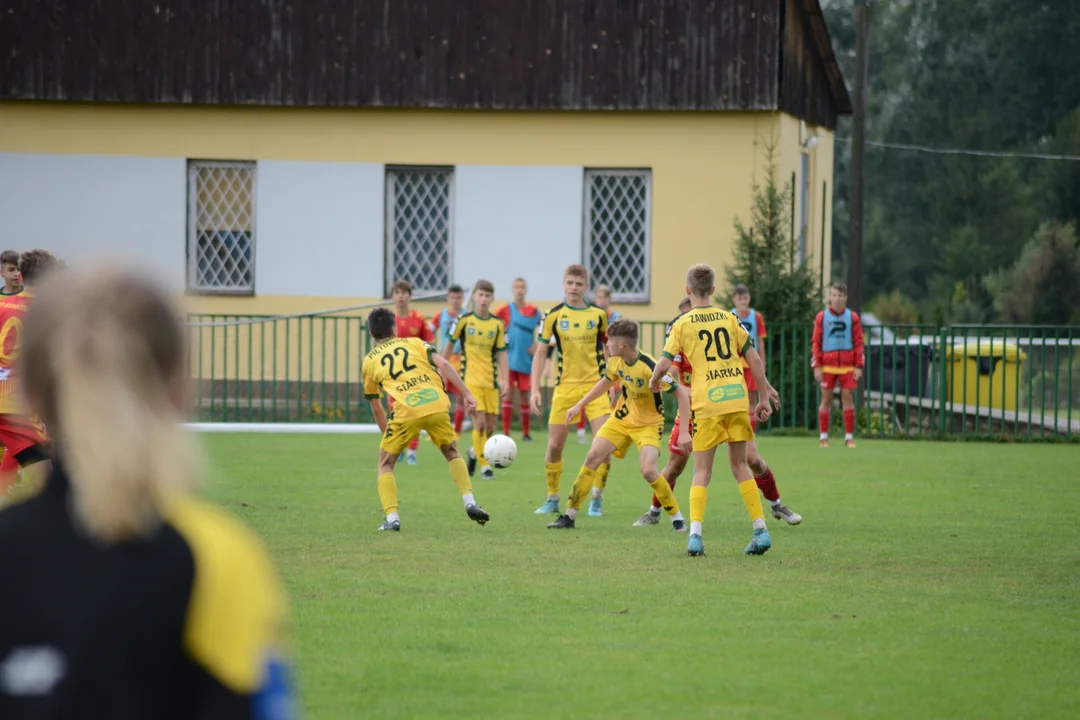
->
[1, 250, 20, 266]
[607, 317, 639, 344]
[367, 307, 397, 341]
[831, 281, 848, 294]
[733, 283, 750, 296]
[678, 296, 692, 311]
[474, 279, 495, 294]
[686, 263, 715, 296]
[391, 280, 413, 296]
[19, 248, 60, 285]
[447, 284, 464, 295]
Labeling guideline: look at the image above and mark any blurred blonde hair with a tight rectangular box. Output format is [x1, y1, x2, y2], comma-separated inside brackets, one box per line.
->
[21, 267, 199, 542]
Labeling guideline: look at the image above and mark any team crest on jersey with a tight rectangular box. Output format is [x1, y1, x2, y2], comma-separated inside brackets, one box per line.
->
[635, 378, 645, 387]
[488, 330, 495, 338]
[559, 319, 570, 331]
[586, 320, 596, 330]
[467, 326, 477, 336]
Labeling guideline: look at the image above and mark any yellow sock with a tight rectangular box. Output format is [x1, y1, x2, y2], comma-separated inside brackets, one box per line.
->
[593, 462, 610, 492]
[689, 485, 708, 524]
[473, 428, 488, 466]
[569, 466, 598, 510]
[545, 461, 564, 496]
[377, 472, 399, 514]
[738, 477, 765, 522]
[650, 476, 680, 516]
[448, 457, 473, 496]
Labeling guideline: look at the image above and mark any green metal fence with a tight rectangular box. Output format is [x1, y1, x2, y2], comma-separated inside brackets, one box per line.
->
[187, 314, 1079, 439]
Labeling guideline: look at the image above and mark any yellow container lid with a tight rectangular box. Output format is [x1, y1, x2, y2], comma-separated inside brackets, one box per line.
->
[944, 341, 1027, 362]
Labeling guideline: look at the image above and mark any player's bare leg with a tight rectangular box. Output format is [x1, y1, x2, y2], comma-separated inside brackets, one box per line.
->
[686, 447, 717, 556]
[467, 409, 493, 479]
[840, 387, 857, 447]
[586, 413, 611, 516]
[548, 436, 616, 529]
[635, 447, 689, 527]
[437, 440, 489, 526]
[818, 386, 835, 447]
[479, 412, 499, 479]
[638, 445, 685, 531]
[535, 422, 569, 514]
[729, 442, 771, 555]
[747, 442, 802, 525]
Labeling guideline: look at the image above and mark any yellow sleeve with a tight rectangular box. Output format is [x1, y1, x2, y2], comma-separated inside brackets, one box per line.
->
[362, 357, 381, 399]
[449, 316, 466, 343]
[494, 321, 507, 351]
[168, 497, 290, 696]
[606, 357, 620, 382]
[538, 309, 558, 343]
[662, 319, 682, 360]
[598, 308, 609, 335]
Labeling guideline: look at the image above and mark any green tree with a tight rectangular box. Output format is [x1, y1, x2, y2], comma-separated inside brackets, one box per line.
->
[985, 222, 1080, 325]
[721, 142, 821, 322]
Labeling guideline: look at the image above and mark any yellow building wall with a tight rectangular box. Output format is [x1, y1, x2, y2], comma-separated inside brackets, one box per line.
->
[0, 102, 835, 320]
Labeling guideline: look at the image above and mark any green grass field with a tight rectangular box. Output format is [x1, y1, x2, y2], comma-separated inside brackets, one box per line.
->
[201, 432, 1080, 719]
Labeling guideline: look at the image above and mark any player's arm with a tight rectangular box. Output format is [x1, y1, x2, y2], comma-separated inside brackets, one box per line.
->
[651, 325, 680, 392]
[495, 325, 510, 397]
[851, 311, 866, 378]
[442, 318, 463, 360]
[432, 351, 469, 397]
[531, 311, 556, 413]
[744, 346, 779, 418]
[420, 315, 435, 344]
[757, 311, 767, 366]
[673, 383, 693, 453]
[362, 363, 387, 434]
[811, 311, 825, 381]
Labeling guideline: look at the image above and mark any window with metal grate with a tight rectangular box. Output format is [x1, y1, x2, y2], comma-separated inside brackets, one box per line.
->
[384, 167, 454, 297]
[187, 161, 256, 294]
[583, 169, 651, 302]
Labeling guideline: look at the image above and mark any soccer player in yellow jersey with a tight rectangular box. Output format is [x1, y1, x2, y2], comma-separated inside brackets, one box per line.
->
[650, 263, 780, 557]
[530, 265, 611, 515]
[362, 307, 490, 532]
[547, 318, 692, 531]
[444, 279, 509, 481]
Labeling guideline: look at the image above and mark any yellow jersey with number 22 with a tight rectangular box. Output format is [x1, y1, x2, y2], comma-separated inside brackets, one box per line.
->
[362, 337, 450, 421]
[662, 306, 751, 419]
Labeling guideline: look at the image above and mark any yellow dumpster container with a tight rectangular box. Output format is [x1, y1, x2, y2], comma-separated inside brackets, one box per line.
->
[945, 341, 1027, 412]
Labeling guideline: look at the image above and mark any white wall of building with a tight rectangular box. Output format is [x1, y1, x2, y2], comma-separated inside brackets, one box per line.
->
[0, 154, 587, 300]
[453, 165, 583, 301]
[0, 153, 186, 289]
[255, 160, 384, 297]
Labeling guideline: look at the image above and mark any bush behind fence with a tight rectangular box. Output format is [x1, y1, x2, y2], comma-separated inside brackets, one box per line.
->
[187, 315, 1079, 440]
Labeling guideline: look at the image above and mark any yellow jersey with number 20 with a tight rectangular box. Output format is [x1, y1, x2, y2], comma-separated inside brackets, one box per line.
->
[662, 306, 751, 419]
[362, 337, 450, 421]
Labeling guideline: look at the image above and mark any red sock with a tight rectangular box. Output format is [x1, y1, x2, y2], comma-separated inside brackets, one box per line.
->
[578, 414, 586, 430]
[754, 467, 780, 502]
[500, 400, 512, 436]
[454, 404, 466, 434]
[751, 418, 758, 432]
[520, 405, 531, 436]
[651, 476, 676, 509]
[408, 437, 420, 452]
[819, 409, 831, 434]
[843, 407, 855, 434]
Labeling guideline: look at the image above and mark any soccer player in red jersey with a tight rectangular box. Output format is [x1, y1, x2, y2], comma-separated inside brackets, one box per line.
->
[390, 280, 436, 465]
[812, 282, 865, 448]
[0, 250, 24, 488]
[633, 296, 802, 527]
[495, 278, 541, 441]
[0, 249, 59, 505]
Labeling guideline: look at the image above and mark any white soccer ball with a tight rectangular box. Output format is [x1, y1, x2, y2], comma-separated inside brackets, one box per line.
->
[483, 434, 518, 469]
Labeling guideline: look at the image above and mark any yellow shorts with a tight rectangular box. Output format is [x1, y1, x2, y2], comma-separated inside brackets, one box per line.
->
[548, 383, 611, 426]
[381, 412, 458, 454]
[469, 386, 501, 415]
[597, 417, 664, 457]
[691, 411, 755, 452]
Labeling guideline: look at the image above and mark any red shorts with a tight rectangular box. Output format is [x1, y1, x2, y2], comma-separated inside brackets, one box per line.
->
[0, 413, 51, 465]
[819, 371, 859, 390]
[668, 415, 688, 456]
[508, 370, 531, 393]
[743, 367, 757, 392]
